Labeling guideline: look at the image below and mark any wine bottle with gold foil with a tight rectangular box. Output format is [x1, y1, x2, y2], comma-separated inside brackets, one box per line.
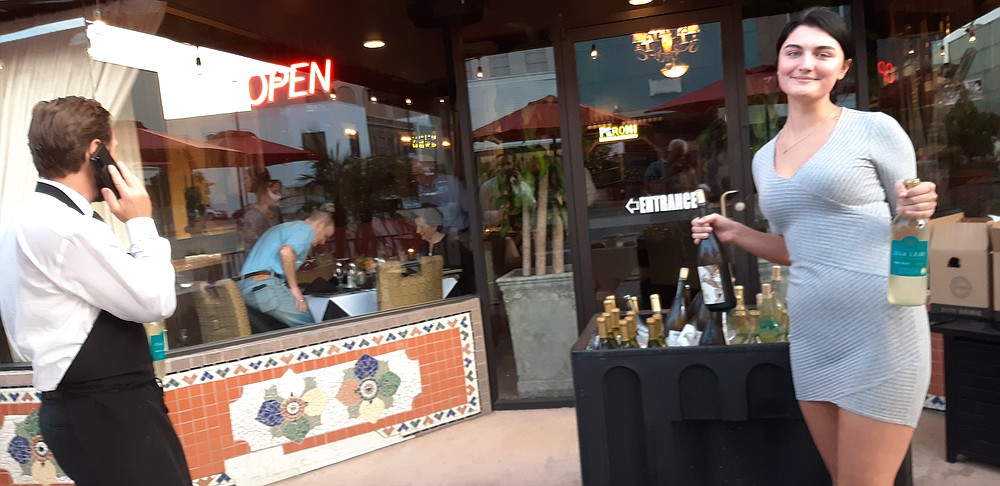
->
[608, 308, 622, 343]
[888, 178, 930, 306]
[627, 295, 650, 348]
[726, 285, 750, 344]
[596, 315, 619, 350]
[694, 188, 737, 311]
[619, 315, 639, 349]
[646, 314, 666, 348]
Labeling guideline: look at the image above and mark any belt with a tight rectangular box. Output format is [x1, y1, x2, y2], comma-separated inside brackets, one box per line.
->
[234, 270, 283, 282]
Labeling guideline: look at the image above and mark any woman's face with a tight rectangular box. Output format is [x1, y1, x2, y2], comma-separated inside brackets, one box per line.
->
[414, 216, 438, 242]
[777, 25, 851, 102]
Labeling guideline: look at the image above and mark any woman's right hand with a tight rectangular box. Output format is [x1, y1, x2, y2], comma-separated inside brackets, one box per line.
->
[691, 213, 738, 245]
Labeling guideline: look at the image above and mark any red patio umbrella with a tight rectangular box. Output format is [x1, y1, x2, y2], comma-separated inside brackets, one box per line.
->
[118, 121, 243, 169]
[646, 65, 780, 113]
[473, 95, 642, 143]
[205, 130, 316, 166]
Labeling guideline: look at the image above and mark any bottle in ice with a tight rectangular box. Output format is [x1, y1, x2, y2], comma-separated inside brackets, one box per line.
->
[694, 188, 736, 311]
[771, 266, 789, 339]
[665, 268, 689, 346]
[726, 285, 751, 344]
[596, 315, 619, 350]
[888, 178, 929, 306]
[757, 285, 782, 343]
[699, 311, 727, 345]
[646, 314, 666, 348]
[626, 295, 649, 347]
[619, 314, 639, 349]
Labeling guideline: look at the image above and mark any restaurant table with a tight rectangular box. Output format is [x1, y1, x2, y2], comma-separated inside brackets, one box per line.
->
[304, 276, 458, 321]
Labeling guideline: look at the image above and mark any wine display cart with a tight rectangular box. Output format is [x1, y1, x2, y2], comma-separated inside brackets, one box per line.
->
[570, 317, 913, 485]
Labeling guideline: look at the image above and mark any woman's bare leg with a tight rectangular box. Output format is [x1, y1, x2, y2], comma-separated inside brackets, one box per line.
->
[836, 408, 914, 486]
[799, 400, 841, 479]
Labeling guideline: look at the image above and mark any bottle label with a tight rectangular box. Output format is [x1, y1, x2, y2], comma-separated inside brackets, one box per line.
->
[697, 265, 726, 304]
[149, 332, 166, 361]
[890, 236, 928, 277]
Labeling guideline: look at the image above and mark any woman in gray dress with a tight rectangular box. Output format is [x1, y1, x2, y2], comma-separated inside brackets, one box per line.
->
[691, 8, 938, 485]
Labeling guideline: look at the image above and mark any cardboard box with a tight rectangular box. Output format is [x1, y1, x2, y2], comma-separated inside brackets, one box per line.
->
[929, 218, 992, 319]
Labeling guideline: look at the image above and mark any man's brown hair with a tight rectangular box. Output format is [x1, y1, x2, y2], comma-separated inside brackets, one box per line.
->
[28, 96, 112, 178]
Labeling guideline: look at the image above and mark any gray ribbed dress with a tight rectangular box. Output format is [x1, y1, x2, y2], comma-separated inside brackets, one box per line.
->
[753, 108, 931, 427]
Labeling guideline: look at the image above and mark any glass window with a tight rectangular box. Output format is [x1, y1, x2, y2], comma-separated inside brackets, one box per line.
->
[0, 4, 475, 363]
[865, 2, 1000, 220]
[468, 45, 578, 400]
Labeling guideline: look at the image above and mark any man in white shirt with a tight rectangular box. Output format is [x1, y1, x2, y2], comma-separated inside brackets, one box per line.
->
[0, 97, 191, 485]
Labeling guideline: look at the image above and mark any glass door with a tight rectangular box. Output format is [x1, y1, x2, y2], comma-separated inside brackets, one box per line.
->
[562, 6, 753, 323]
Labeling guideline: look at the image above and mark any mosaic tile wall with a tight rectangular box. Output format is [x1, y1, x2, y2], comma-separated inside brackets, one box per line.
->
[0, 310, 484, 486]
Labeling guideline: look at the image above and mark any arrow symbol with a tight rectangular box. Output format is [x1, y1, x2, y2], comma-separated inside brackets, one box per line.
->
[625, 198, 639, 214]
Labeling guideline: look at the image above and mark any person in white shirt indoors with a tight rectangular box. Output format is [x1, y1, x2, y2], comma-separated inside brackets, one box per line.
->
[0, 97, 191, 485]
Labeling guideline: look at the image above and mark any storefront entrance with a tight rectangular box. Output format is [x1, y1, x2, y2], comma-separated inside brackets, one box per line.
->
[560, 6, 756, 331]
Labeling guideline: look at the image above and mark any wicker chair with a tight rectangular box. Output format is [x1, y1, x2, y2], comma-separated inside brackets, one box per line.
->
[192, 279, 252, 343]
[376, 255, 443, 311]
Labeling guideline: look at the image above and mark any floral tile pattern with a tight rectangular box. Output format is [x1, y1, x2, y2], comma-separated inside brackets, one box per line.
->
[0, 410, 69, 485]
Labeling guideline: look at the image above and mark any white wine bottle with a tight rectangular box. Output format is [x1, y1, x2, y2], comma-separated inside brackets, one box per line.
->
[665, 268, 689, 346]
[597, 315, 619, 350]
[646, 314, 666, 348]
[758, 285, 782, 343]
[694, 189, 736, 311]
[143, 320, 168, 381]
[888, 178, 929, 306]
[727, 285, 750, 344]
[627, 295, 650, 348]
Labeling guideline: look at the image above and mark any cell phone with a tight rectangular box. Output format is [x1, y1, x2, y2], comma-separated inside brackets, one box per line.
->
[89, 143, 121, 199]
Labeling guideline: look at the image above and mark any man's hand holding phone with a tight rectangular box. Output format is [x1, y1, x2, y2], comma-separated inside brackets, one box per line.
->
[93, 147, 152, 222]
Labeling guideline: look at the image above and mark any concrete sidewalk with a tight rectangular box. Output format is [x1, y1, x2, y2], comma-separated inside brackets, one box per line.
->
[274, 408, 1000, 485]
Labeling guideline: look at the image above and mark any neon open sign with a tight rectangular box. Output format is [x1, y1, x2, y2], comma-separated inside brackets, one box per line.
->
[248, 59, 334, 106]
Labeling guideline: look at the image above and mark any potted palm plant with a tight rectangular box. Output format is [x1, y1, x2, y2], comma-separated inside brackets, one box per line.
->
[491, 149, 578, 398]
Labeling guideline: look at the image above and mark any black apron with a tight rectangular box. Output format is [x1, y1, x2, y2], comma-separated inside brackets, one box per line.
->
[34, 182, 191, 486]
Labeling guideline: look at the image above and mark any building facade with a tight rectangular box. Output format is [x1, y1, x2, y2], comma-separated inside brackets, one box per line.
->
[0, 0, 994, 483]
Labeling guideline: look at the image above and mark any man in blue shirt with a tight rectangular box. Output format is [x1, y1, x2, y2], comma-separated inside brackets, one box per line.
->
[236, 204, 335, 327]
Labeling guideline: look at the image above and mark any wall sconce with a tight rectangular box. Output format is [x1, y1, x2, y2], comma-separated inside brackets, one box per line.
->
[476, 64, 484, 79]
[968, 25, 978, 43]
[590, 44, 598, 59]
[660, 63, 689, 78]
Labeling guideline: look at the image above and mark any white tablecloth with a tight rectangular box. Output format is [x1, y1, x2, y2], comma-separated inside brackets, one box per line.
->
[305, 276, 458, 322]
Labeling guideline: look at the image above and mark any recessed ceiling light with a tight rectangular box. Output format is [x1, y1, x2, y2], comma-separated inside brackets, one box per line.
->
[629, 0, 653, 5]
[405, 98, 413, 105]
[363, 40, 386, 49]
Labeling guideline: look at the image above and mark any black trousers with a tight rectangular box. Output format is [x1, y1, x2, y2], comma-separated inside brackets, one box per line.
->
[39, 380, 192, 486]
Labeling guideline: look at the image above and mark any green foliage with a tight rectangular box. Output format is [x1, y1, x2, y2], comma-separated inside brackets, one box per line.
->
[487, 151, 566, 238]
[945, 88, 1000, 160]
[299, 153, 413, 225]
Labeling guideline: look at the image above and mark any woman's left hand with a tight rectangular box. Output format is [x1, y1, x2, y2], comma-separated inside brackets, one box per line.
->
[895, 180, 938, 219]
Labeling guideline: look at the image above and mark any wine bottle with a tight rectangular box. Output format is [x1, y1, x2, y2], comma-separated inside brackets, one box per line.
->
[694, 188, 737, 311]
[686, 292, 710, 345]
[758, 285, 781, 343]
[597, 315, 619, 350]
[888, 178, 930, 306]
[650, 293, 664, 318]
[771, 265, 789, 339]
[609, 308, 622, 344]
[699, 311, 727, 345]
[727, 285, 750, 344]
[619, 314, 639, 349]
[627, 295, 650, 348]
[747, 299, 761, 344]
[646, 314, 666, 348]
[143, 320, 168, 381]
[665, 268, 689, 346]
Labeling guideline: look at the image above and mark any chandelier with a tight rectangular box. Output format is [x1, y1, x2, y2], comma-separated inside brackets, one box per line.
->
[632, 25, 700, 78]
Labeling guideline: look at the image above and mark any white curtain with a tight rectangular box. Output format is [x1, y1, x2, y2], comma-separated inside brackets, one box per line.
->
[0, 0, 166, 238]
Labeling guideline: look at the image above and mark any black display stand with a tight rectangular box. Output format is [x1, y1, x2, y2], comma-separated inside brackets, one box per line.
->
[571, 319, 913, 485]
[931, 319, 1000, 467]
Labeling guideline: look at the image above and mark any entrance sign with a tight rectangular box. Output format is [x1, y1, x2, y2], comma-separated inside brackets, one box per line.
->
[249, 59, 334, 107]
[625, 191, 698, 214]
[599, 123, 639, 142]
